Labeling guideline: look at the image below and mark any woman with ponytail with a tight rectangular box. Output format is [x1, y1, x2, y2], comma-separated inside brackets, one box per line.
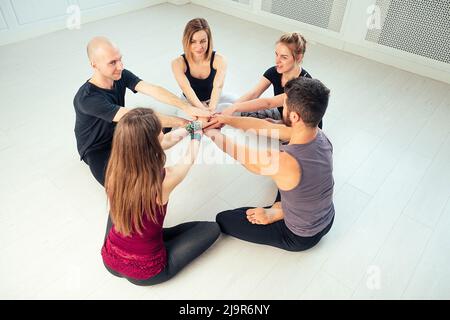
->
[221, 32, 322, 129]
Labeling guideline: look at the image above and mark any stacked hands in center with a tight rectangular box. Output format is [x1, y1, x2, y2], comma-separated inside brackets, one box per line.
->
[185, 113, 228, 139]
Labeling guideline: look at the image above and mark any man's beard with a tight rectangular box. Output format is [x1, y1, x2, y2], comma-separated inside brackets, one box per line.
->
[283, 112, 292, 127]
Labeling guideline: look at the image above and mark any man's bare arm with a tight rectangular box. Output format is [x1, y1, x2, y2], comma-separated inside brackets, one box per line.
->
[215, 114, 292, 141]
[135, 80, 211, 118]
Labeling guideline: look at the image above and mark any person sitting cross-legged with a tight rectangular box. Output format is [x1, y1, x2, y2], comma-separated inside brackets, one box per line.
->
[101, 108, 220, 285]
[74, 36, 211, 186]
[205, 77, 334, 251]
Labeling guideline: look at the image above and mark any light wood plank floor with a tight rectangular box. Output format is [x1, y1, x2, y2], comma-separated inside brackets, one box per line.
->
[0, 3, 449, 299]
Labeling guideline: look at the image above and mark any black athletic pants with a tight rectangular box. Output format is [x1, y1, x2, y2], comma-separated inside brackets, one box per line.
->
[83, 128, 170, 186]
[103, 216, 221, 286]
[83, 146, 111, 186]
[215, 191, 333, 252]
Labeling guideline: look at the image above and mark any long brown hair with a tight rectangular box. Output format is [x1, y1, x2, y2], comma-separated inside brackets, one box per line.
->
[105, 108, 166, 236]
[182, 18, 213, 62]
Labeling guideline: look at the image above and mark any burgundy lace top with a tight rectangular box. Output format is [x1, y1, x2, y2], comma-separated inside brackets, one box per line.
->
[101, 202, 168, 280]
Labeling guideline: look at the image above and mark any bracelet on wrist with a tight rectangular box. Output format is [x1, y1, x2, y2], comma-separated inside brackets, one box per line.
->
[185, 120, 202, 134]
[191, 132, 202, 141]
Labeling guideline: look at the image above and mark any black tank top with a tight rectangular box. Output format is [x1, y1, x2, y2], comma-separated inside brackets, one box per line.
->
[182, 51, 217, 102]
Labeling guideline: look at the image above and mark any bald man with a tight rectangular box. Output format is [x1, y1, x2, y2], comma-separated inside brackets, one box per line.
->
[74, 37, 211, 186]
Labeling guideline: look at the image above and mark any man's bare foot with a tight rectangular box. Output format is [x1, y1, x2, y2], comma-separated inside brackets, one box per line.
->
[246, 207, 270, 225]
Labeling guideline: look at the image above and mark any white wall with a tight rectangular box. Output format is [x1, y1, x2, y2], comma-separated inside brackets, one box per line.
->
[0, 0, 448, 84]
[191, 0, 450, 85]
[0, 0, 165, 46]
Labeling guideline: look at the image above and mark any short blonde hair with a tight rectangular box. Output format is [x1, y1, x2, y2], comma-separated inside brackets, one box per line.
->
[182, 18, 213, 62]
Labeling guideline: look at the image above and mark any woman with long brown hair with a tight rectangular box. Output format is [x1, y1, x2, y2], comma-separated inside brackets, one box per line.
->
[172, 17, 235, 114]
[101, 108, 220, 285]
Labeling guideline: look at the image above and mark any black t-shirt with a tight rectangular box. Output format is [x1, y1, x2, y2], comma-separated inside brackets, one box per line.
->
[73, 69, 141, 160]
[263, 66, 312, 96]
[263, 66, 312, 113]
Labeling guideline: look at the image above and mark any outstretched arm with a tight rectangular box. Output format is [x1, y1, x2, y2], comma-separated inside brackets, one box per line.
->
[222, 93, 284, 116]
[111, 106, 189, 128]
[161, 129, 203, 204]
[211, 114, 292, 141]
[171, 57, 207, 110]
[155, 112, 189, 128]
[160, 127, 189, 150]
[235, 77, 271, 103]
[208, 55, 227, 112]
[135, 80, 211, 118]
[112, 106, 130, 122]
[204, 129, 281, 176]
[204, 127, 300, 190]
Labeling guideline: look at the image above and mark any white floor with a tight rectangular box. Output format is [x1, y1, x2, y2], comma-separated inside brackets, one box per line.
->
[1, 3, 449, 300]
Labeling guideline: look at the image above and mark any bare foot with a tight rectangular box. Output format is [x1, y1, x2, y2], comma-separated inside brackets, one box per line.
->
[246, 207, 269, 225]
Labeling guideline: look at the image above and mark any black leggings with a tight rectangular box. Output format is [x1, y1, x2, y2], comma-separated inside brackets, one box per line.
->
[216, 207, 333, 252]
[104, 216, 221, 286]
[83, 147, 111, 186]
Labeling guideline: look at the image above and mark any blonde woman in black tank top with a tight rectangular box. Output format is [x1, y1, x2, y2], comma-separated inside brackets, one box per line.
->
[220, 32, 322, 129]
[172, 18, 235, 117]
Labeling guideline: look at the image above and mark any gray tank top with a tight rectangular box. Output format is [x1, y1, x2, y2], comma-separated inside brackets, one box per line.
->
[280, 129, 335, 237]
